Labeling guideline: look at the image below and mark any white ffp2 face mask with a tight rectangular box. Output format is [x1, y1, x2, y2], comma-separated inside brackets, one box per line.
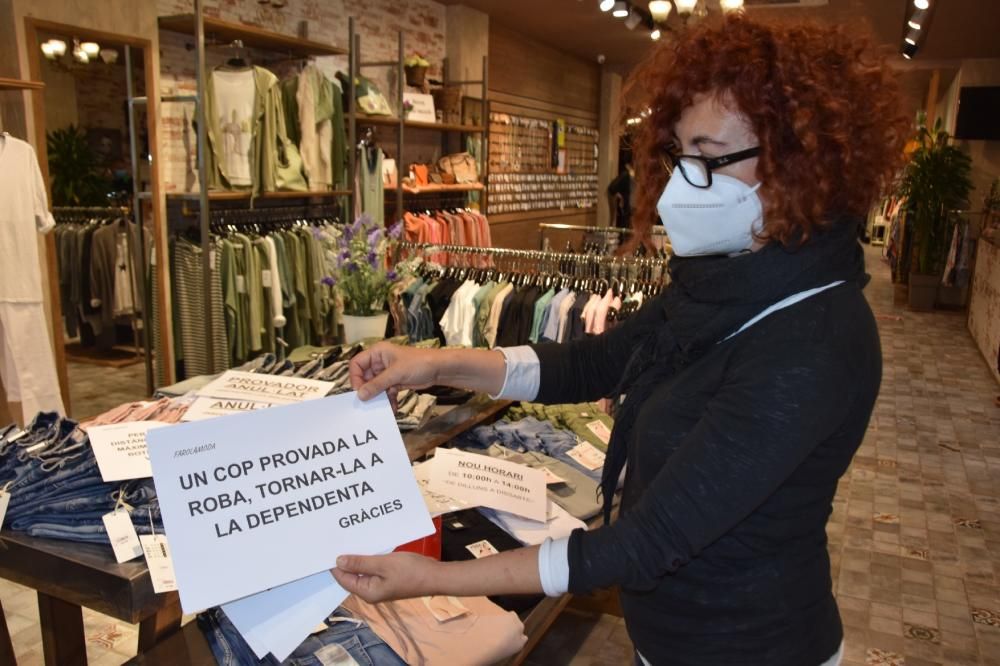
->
[657, 170, 764, 257]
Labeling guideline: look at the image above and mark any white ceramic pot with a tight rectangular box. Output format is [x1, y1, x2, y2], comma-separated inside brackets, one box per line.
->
[341, 312, 389, 344]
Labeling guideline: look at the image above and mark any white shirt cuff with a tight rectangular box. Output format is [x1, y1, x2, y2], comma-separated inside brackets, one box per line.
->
[538, 536, 570, 597]
[489, 346, 541, 401]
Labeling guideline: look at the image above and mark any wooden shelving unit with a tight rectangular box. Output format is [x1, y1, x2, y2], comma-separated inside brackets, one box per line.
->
[355, 114, 484, 134]
[165, 190, 352, 201]
[158, 14, 348, 57]
[401, 182, 484, 195]
[155, 2, 355, 379]
[0, 77, 45, 91]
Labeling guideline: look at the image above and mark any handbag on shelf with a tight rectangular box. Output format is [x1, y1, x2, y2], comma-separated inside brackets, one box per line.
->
[437, 152, 478, 184]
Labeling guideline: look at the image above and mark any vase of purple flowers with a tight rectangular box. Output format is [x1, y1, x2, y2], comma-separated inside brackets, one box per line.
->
[323, 214, 404, 343]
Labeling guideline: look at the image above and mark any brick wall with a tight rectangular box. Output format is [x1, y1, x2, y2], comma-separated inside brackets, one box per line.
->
[157, 0, 447, 192]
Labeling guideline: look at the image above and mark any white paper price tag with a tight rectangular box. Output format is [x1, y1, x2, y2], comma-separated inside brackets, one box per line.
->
[567, 440, 606, 471]
[585, 420, 612, 446]
[236, 275, 247, 294]
[262, 270, 273, 288]
[464, 539, 498, 559]
[0, 491, 10, 529]
[140, 534, 178, 593]
[103, 510, 143, 563]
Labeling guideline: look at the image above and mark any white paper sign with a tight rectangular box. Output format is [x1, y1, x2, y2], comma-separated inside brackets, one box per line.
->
[429, 448, 547, 522]
[402, 91, 436, 123]
[567, 440, 606, 472]
[182, 396, 278, 422]
[88, 421, 171, 481]
[146, 392, 434, 613]
[140, 534, 178, 593]
[196, 370, 334, 406]
[412, 459, 474, 518]
[222, 572, 348, 661]
[103, 510, 143, 563]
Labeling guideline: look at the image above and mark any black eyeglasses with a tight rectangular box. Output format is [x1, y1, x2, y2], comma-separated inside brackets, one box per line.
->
[661, 146, 761, 189]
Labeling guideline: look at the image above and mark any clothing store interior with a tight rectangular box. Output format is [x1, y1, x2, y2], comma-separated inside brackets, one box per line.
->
[1, 0, 999, 664]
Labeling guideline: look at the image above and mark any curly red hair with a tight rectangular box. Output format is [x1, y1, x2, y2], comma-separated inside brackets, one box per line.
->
[626, 14, 910, 247]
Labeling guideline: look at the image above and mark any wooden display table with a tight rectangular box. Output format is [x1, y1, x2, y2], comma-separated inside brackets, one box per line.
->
[3, 396, 564, 665]
[0, 532, 181, 665]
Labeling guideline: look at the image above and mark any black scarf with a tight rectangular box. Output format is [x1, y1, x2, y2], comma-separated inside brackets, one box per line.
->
[600, 217, 868, 523]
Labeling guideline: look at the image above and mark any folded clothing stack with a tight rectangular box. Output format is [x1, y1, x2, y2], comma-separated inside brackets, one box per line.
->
[0, 412, 165, 543]
[506, 401, 613, 452]
[199, 591, 527, 666]
[455, 416, 603, 482]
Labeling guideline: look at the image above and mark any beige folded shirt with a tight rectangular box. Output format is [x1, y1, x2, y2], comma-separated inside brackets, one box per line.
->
[342, 594, 526, 666]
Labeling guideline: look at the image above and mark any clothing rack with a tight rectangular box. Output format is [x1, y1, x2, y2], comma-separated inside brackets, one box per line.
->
[51, 206, 147, 365]
[537, 222, 669, 252]
[398, 241, 670, 270]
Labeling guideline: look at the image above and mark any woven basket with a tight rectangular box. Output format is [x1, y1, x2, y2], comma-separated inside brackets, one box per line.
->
[432, 86, 463, 125]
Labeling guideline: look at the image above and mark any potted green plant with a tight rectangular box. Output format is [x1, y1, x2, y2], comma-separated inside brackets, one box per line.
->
[404, 53, 430, 88]
[897, 114, 973, 311]
[322, 215, 405, 343]
[46, 125, 109, 206]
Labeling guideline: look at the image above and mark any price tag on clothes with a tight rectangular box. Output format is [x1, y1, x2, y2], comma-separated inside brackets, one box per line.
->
[261, 270, 273, 288]
[464, 539, 499, 559]
[88, 421, 171, 482]
[235, 275, 247, 294]
[0, 489, 10, 529]
[422, 596, 470, 622]
[428, 448, 547, 522]
[585, 420, 612, 446]
[195, 370, 334, 407]
[567, 440, 606, 472]
[102, 510, 143, 563]
[140, 534, 178, 593]
[146, 392, 434, 612]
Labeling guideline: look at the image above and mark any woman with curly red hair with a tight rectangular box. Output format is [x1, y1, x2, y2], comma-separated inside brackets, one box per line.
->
[335, 14, 909, 666]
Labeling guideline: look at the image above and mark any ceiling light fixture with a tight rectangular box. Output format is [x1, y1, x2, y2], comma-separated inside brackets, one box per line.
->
[81, 41, 100, 57]
[904, 36, 916, 45]
[40, 42, 57, 60]
[720, 0, 744, 12]
[651, 28, 662, 40]
[648, 0, 672, 22]
[44, 38, 67, 58]
[612, 1, 630, 18]
[908, 20, 921, 30]
[901, 42, 918, 59]
[913, 0, 929, 9]
[674, 0, 698, 14]
[600, 0, 616, 11]
[624, 9, 643, 29]
[99, 48, 119, 64]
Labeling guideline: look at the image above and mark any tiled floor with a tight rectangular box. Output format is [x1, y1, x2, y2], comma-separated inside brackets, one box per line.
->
[65, 359, 149, 421]
[3, 245, 999, 665]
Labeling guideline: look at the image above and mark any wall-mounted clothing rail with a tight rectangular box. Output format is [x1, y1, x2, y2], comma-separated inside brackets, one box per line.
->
[397, 241, 670, 267]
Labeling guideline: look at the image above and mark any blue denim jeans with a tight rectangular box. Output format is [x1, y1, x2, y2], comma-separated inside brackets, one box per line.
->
[200, 606, 406, 666]
[460, 418, 603, 482]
